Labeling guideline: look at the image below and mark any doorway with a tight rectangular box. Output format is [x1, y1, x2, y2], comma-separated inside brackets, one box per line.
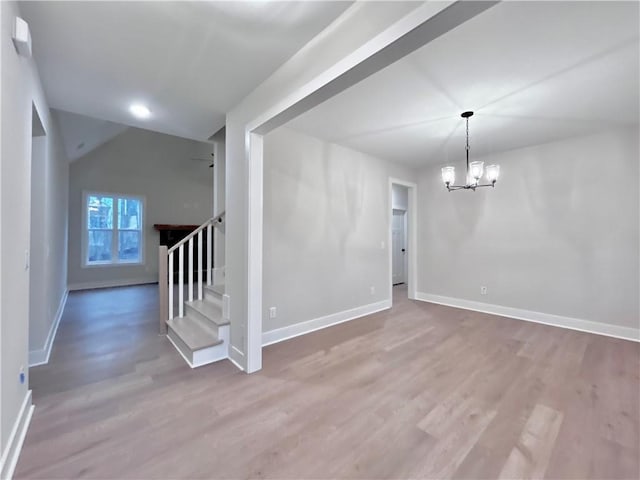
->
[29, 104, 47, 364]
[388, 179, 417, 305]
[392, 208, 407, 286]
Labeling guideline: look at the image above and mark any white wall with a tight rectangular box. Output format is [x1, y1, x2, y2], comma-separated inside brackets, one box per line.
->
[68, 127, 214, 289]
[1, 0, 69, 464]
[226, 2, 422, 368]
[417, 127, 639, 334]
[263, 127, 415, 334]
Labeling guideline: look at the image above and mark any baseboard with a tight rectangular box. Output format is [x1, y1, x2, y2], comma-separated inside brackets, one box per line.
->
[0, 390, 34, 480]
[68, 277, 156, 291]
[229, 345, 245, 371]
[29, 290, 68, 367]
[262, 299, 392, 347]
[415, 292, 640, 342]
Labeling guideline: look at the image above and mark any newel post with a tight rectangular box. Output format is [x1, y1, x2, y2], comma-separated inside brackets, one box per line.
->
[158, 245, 169, 334]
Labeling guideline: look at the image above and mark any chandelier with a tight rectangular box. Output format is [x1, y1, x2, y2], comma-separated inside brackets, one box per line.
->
[441, 111, 500, 191]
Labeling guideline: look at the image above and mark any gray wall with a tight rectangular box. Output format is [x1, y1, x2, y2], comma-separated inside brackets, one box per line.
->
[28, 111, 69, 357]
[213, 139, 226, 272]
[263, 127, 415, 333]
[1, 0, 69, 456]
[225, 2, 422, 368]
[417, 127, 639, 330]
[68, 127, 213, 289]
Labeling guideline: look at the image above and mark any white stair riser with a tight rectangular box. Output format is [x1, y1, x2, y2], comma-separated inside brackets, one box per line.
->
[167, 325, 230, 368]
[191, 324, 229, 367]
[191, 342, 228, 367]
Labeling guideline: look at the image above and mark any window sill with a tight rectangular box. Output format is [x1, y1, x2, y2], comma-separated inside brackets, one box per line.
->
[82, 261, 144, 269]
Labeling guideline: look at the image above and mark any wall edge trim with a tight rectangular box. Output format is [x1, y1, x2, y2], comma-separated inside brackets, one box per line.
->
[29, 289, 69, 367]
[262, 299, 392, 347]
[68, 277, 156, 291]
[415, 292, 640, 342]
[0, 390, 34, 480]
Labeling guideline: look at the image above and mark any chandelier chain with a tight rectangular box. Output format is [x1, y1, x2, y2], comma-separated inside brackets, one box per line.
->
[466, 116, 470, 151]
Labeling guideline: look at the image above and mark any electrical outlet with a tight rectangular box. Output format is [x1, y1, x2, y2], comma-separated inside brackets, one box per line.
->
[370, 286, 376, 295]
[480, 286, 488, 295]
[269, 307, 277, 319]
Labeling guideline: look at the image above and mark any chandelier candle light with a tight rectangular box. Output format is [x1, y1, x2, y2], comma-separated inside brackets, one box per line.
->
[441, 111, 500, 191]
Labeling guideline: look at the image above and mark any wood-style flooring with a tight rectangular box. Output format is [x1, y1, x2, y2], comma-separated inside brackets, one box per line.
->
[16, 285, 640, 479]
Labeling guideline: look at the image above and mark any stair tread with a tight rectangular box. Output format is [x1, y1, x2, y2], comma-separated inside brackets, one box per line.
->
[204, 283, 225, 295]
[186, 299, 229, 326]
[167, 316, 223, 351]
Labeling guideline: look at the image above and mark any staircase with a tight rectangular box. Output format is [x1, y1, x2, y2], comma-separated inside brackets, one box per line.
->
[158, 213, 228, 368]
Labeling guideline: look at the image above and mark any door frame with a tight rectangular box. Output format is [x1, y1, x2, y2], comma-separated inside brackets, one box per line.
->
[388, 178, 417, 304]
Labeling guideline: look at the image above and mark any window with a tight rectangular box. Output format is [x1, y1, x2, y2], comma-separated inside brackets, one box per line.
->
[84, 192, 144, 266]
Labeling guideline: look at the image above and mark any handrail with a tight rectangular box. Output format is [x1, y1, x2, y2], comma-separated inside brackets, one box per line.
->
[167, 211, 225, 254]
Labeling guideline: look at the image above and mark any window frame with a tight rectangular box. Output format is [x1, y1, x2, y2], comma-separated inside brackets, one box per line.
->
[81, 191, 146, 268]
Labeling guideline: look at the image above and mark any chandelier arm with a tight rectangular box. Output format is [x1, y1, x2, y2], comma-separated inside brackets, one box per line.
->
[446, 184, 470, 191]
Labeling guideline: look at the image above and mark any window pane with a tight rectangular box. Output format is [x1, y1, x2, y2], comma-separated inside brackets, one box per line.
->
[87, 231, 112, 263]
[88, 195, 113, 229]
[119, 231, 141, 262]
[118, 198, 141, 230]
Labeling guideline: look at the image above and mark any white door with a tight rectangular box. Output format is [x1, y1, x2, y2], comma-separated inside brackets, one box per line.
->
[392, 209, 406, 285]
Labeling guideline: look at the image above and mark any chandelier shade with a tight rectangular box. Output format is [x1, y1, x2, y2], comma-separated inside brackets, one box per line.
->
[486, 164, 500, 183]
[441, 166, 455, 185]
[441, 112, 500, 192]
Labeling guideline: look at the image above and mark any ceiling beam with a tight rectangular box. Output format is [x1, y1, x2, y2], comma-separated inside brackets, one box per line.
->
[252, 0, 499, 135]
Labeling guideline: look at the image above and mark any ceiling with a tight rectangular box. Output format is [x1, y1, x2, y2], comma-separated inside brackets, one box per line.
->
[287, 1, 640, 168]
[54, 110, 128, 161]
[19, 1, 352, 141]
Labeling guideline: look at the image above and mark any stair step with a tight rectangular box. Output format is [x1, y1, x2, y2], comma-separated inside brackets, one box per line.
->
[204, 283, 225, 296]
[185, 299, 229, 327]
[167, 316, 222, 351]
[203, 285, 223, 307]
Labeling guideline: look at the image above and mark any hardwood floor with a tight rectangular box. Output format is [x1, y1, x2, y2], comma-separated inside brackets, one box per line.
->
[16, 285, 639, 479]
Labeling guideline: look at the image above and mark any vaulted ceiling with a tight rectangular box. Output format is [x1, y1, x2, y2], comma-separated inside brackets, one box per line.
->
[288, 1, 640, 167]
[19, 1, 353, 141]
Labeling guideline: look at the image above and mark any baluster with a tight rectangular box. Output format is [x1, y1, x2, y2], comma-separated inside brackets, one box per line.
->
[168, 251, 174, 320]
[179, 244, 184, 317]
[158, 246, 169, 333]
[198, 230, 203, 300]
[188, 237, 194, 302]
[207, 223, 213, 286]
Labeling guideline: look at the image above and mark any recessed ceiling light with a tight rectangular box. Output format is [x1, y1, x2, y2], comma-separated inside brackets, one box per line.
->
[129, 103, 151, 119]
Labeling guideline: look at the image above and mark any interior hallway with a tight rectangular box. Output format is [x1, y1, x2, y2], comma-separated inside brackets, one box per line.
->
[16, 285, 639, 479]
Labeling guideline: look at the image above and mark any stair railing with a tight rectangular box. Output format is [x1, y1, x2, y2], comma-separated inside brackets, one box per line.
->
[158, 211, 225, 333]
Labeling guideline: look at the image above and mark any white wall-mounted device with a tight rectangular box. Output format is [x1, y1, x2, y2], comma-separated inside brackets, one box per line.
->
[12, 17, 32, 58]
